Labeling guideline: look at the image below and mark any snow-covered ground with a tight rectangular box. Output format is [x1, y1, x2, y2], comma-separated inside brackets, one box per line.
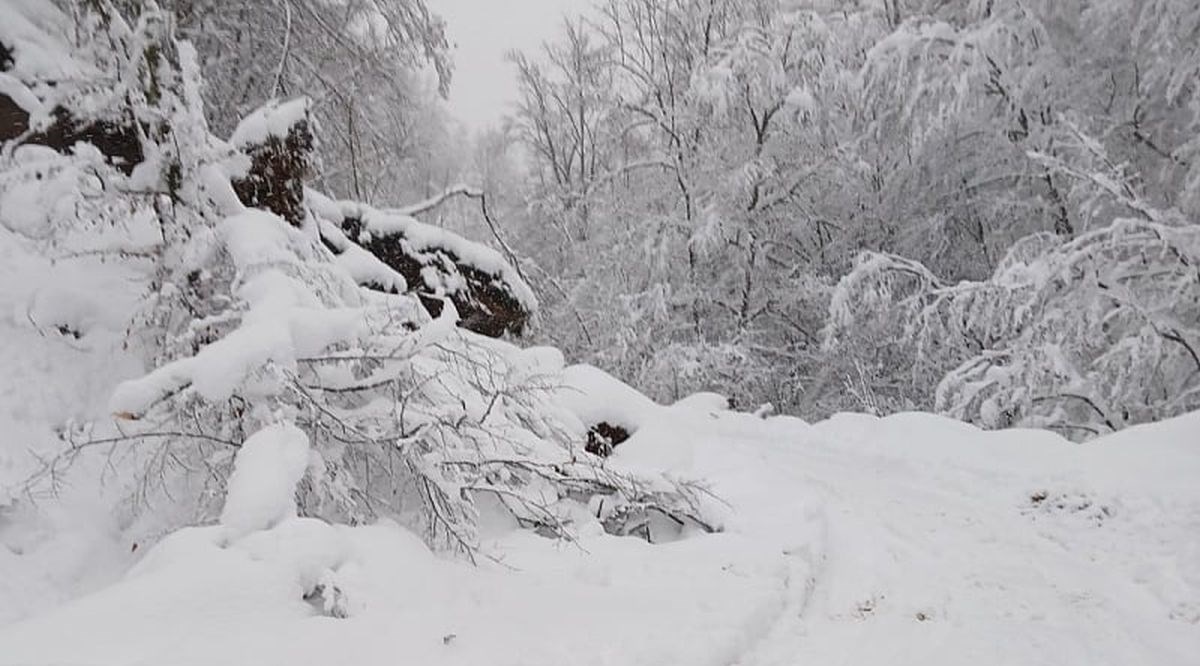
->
[1, 376, 1197, 665]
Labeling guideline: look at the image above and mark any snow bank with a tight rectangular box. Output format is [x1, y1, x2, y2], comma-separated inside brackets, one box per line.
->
[0, 151, 155, 628]
[558, 363, 734, 429]
[558, 363, 662, 431]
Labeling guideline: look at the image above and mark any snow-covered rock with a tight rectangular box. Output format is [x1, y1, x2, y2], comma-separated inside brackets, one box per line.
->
[309, 189, 536, 338]
[229, 98, 314, 226]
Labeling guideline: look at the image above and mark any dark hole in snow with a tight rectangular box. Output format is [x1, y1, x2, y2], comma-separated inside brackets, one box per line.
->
[303, 581, 349, 619]
[585, 422, 630, 457]
[0, 41, 13, 71]
[598, 501, 696, 544]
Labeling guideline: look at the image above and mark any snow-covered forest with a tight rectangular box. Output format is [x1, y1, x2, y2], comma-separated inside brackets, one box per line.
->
[0, 1, 1197, 664]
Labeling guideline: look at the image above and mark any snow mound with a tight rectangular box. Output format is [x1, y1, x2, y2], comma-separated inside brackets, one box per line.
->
[558, 363, 662, 431]
[0, 515, 796, 666]
[220, 423, 312, 535]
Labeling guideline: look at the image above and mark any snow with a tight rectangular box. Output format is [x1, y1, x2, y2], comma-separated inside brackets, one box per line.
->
[557, 363, 662, 431]
[229, 97, 311, 148]
[785, 84, 816, 113]
[108, 276, 362, 414]
[219, 423, 312, 535]
[0, 515, 796, 666]
[672, 391, 733, 412]
[0, 72, 45, 117]
[0, 0, 89, 82]
[4, 371, 1199, 665]
[0, 205, 152, 627]
[220, 209, 306, 267]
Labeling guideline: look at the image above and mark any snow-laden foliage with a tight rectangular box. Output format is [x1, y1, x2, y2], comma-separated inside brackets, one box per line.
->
[501, 0, 1200, 431]
[163, 0, 455, 205]
[2, 0, 711, 557]
[816, 0, 1200, 437]
[826, 219, 1200, 439]
[505, 0, 851, 412]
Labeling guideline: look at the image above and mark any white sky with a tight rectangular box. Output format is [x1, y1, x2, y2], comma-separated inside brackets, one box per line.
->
[429, 0, 592, 132]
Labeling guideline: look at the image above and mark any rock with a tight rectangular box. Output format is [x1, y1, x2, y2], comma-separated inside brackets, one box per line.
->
[227, 99, 532, 338]
[0, 94, 142, 175]
[0, 91, 29, 143]
[27, 107, 143, 174]
[229, 100, 314, 227]
[338, 213, 530, 337]
[0, 40, 13, 72]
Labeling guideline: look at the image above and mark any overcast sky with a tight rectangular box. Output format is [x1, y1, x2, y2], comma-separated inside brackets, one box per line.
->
[428, 0, 592, 131]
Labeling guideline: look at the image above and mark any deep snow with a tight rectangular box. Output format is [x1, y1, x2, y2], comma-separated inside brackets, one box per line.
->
[1, 382, 1197, 665]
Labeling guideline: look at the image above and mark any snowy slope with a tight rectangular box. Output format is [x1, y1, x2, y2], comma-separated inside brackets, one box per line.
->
[1, 382, 1197, 666]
